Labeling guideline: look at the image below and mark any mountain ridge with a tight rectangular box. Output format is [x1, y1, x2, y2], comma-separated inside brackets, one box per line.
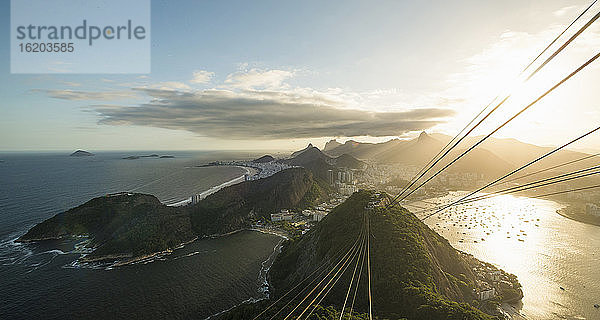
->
[323, 133, 596, 177]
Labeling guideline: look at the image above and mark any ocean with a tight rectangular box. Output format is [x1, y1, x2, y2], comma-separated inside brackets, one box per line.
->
[407, 192, 600, 320]
[0, 151, 282, 319]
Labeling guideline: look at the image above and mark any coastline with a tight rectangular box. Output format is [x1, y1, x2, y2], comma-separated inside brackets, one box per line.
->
[18, 167, 267, 269]
[485, 191, 600, 228]
[82, 226, 289, 318]
[204, 231, 287, 320]
[11, 166, 289, 319]
[169, 165, 257, 207]
[90, 225, 289, 268]
[409, 190, 600, 228]
[556, 206, 600, 227]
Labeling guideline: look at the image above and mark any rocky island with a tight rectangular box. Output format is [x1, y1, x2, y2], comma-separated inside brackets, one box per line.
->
[70, 150, 94, 157]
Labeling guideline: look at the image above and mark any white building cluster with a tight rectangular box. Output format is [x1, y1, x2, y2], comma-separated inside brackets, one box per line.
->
[586, 203, 600, 217]
[271, 209, 294, 222]
[329, 168, 359, 196]
[244, 161, 295, 181]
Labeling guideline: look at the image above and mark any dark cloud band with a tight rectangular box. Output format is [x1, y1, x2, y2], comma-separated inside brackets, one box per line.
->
[90, 88, 453, 139]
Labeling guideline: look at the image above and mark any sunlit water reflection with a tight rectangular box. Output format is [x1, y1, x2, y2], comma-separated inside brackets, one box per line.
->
[406, 192, 600, 320]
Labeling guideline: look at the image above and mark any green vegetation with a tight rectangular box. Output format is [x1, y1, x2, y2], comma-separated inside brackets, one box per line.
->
[222, 190, 519, 319]
[216, 299, 372, 320]
[18, 168, 327, 261]
[188, 168, 328, 235]
[19, 170, 522, 319]
[18, 193, 195, 260]
[271, 221, 303, 239]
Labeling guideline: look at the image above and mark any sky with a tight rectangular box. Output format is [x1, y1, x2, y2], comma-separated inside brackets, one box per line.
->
[0, 0, 599, 152]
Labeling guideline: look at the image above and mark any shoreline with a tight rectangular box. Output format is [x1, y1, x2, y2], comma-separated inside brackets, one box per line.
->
[12, 168, 288, 319]
[17, 168, 267, 268]
[409, 190, 600, 228]
[93, 224, 289, 268]
[556, 206, 600, 227]
[169, 165, 256, 207]
[68, 226, 287, 269]
[204, 231, 287, 320]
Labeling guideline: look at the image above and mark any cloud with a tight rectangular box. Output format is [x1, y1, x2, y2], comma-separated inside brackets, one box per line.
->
[59, 81, 81, 87]
[92, 88, 454, 139]
[190, 70, 215, 84]
[146, 81, 192, 91]
[34, 89, 138, 101]
[553, 5, 576, 17]
[224, 68, 294, 89]
[47, 61, 73, 73]
[36, 68, 453, 140]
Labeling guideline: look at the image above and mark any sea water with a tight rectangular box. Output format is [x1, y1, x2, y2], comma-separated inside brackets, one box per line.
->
[0, 151, 282, 319]
[407, 192, 600, 320]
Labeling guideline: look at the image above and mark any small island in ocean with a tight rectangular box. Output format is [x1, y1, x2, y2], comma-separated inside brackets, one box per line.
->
[70, 150, 94, 157]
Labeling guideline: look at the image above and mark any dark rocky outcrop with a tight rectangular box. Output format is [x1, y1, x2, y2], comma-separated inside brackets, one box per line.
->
[70, 150, 94, 157]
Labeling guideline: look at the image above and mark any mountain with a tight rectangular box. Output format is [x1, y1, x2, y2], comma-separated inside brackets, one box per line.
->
[333, 153, 366, 169]
[430, 133, 598, 177]
[444, 148, 513, 176]
[324, 139, 410, 159]
[252, 155, 275, 163]
[323, 132, 516, 177]
[220, 190, 522, 319]
[323, 139, 342, 151]
[429, 133, 576, 166]
[287, 145, 332, 165]
[188, 167, 328, 235]
[282, 146, 335, 183]
[291, 143, 315, 158]
[375, 131, 446, 164]
[18, 168, 328, 263]
[282, 145, 365, 181]
[17, 193, 195, 262]
[70, 150, 94, 157]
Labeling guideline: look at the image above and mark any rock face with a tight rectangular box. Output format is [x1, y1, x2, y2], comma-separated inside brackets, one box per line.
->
[323, 139, 342, 151]
[70, 150, 94, 157]
[291, 143, 314, 158]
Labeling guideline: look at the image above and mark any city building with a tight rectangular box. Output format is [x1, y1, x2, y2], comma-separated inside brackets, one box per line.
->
[190, 194, 203, 204]
[328, 169, 334, 185]
[312, 210, 327, 222]
[476, 288, 496, 301]
[271, 209, 294, 222]
[586, 203, 600, 217]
